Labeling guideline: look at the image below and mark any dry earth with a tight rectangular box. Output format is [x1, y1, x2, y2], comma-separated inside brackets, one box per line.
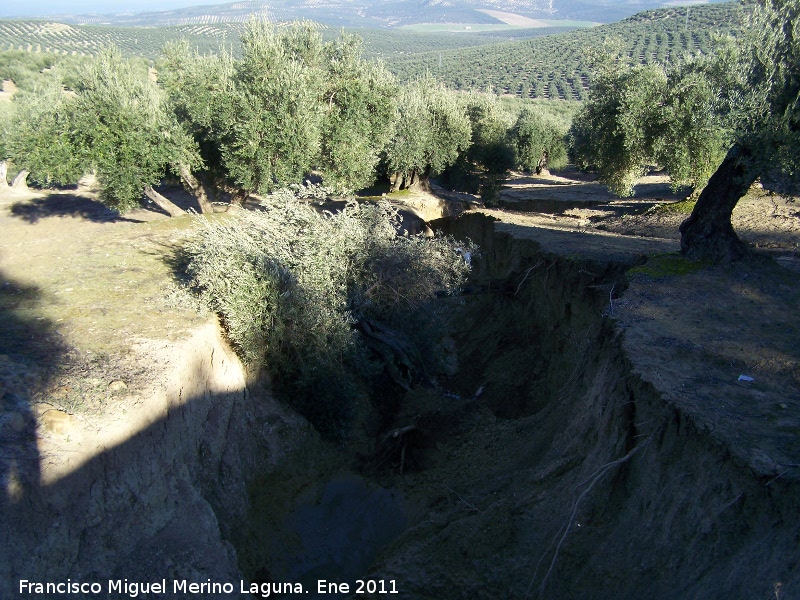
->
[0, 79, 18, 103]
[0, 169, 798, 598]
[482, 169, 800, 477]
[475, 9, 550, 27]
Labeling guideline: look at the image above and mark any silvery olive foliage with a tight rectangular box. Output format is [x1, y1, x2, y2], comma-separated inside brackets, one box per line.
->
[184, 186, 475, 435]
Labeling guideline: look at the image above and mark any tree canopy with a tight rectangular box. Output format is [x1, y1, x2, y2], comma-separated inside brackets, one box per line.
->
[569, 52, 729, 197]
[570, 0, 800, 261]
[184, 188, 474, 436]
[220, 20, 324, 195]
[512, 105, 568, 174]
[71, 49, 199, 212]
[159, 20, 400, 197]
[318, 34, 398, 191]
[2, 20, 600, 215]
[385, 74, 472, 190]
[2, 83, 85, 188]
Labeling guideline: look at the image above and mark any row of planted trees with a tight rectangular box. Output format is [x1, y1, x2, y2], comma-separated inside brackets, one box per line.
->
[0, 19, 570, 214]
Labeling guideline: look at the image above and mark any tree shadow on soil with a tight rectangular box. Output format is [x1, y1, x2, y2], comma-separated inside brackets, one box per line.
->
[0, 259, 249, 595]
[0, 267, 70, 526]
[9, 192, 144, 224]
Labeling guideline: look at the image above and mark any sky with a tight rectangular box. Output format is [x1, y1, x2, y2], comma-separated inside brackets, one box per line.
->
[0, 1, 224, 18]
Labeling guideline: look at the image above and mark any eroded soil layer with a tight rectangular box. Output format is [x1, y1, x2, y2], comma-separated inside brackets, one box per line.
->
[358, 213, 799, 599]
[1, 184, 798, 600]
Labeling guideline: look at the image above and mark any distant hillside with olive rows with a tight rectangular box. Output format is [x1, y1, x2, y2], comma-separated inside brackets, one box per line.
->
[0, 18, 582, 61]
[386, 2, 749, 100]
[0, 20, 243, 58]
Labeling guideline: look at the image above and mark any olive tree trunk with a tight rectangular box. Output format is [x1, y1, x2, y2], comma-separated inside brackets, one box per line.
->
[679, 144, 759, 262]
[143, 185, 185, 217]
[179, 164, 214, 214]
[0, 160, 8, 187]
[11, 170, 29, 190]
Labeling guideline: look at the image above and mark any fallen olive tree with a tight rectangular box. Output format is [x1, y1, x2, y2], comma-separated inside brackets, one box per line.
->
[183, 188, 475, 437]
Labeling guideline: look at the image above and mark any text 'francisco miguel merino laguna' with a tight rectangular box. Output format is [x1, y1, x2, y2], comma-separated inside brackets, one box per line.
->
[19, 579, 307, 597]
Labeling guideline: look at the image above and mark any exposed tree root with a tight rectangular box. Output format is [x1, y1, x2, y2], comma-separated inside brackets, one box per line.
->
[534, 438, 651, 599]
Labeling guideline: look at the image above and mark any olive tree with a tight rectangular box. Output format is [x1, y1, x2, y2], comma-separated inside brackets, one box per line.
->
[2, 49, 199, 215]
[70, 49, 200, 215]
[570, 62, 668, 196]
[184, 189, 474, 436]
[221, 20, 325, 195]
[318, 34, 398, 191]
[680, 0, 800, 260]
[1, 83, 85, 189]
[158, 40, 236, 211]
[512, 105, 569, 174]
[385, 75, 472, 191]
[440, 91, 515, 202]
[572, 0, 800, 261]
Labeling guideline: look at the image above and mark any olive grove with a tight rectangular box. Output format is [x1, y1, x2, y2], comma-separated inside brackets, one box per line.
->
[571, 0, 800, 261]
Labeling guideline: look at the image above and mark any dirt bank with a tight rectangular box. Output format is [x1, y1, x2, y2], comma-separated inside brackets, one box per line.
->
[357, 211, 799, 598]
[1, 171, 798, 599]
[0, 187, 328, 598]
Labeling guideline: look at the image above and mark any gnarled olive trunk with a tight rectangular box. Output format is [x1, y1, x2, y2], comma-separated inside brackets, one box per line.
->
[11, 170, 29, 190]
[390, 168, 432, 193]
[679, 144, 759, 263]
[143, 185, 185, 217]
[179, 165, 214, 214]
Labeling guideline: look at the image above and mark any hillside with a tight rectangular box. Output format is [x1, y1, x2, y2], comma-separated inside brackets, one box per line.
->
[387, 2, 748, 99]
[0, 21, 244, 58]
[0, 20, 582, 61]
[15, 0, 728, 28]
[0, 2, 746, 87]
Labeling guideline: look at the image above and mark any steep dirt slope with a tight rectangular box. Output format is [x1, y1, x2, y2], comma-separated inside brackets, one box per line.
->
[359, 209, 799, 599]
[0, 187, 329, 598]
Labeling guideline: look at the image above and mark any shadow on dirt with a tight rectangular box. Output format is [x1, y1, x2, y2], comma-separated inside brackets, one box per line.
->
[0, 268, 70, 536]
[9, 193, 144, 224]
[0, 360, 249, 598]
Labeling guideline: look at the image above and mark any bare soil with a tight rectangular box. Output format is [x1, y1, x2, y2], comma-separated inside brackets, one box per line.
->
[0, 79, 17, 103]
[0, 182, 211, 490]
[471, 168, 800, 478]
[364, 168, 800, 598]
[1, 168, 799, 598]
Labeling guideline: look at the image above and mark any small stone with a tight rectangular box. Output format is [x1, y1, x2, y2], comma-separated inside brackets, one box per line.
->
[40, 409, 74, 434]
[108, 380, 127, 392]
